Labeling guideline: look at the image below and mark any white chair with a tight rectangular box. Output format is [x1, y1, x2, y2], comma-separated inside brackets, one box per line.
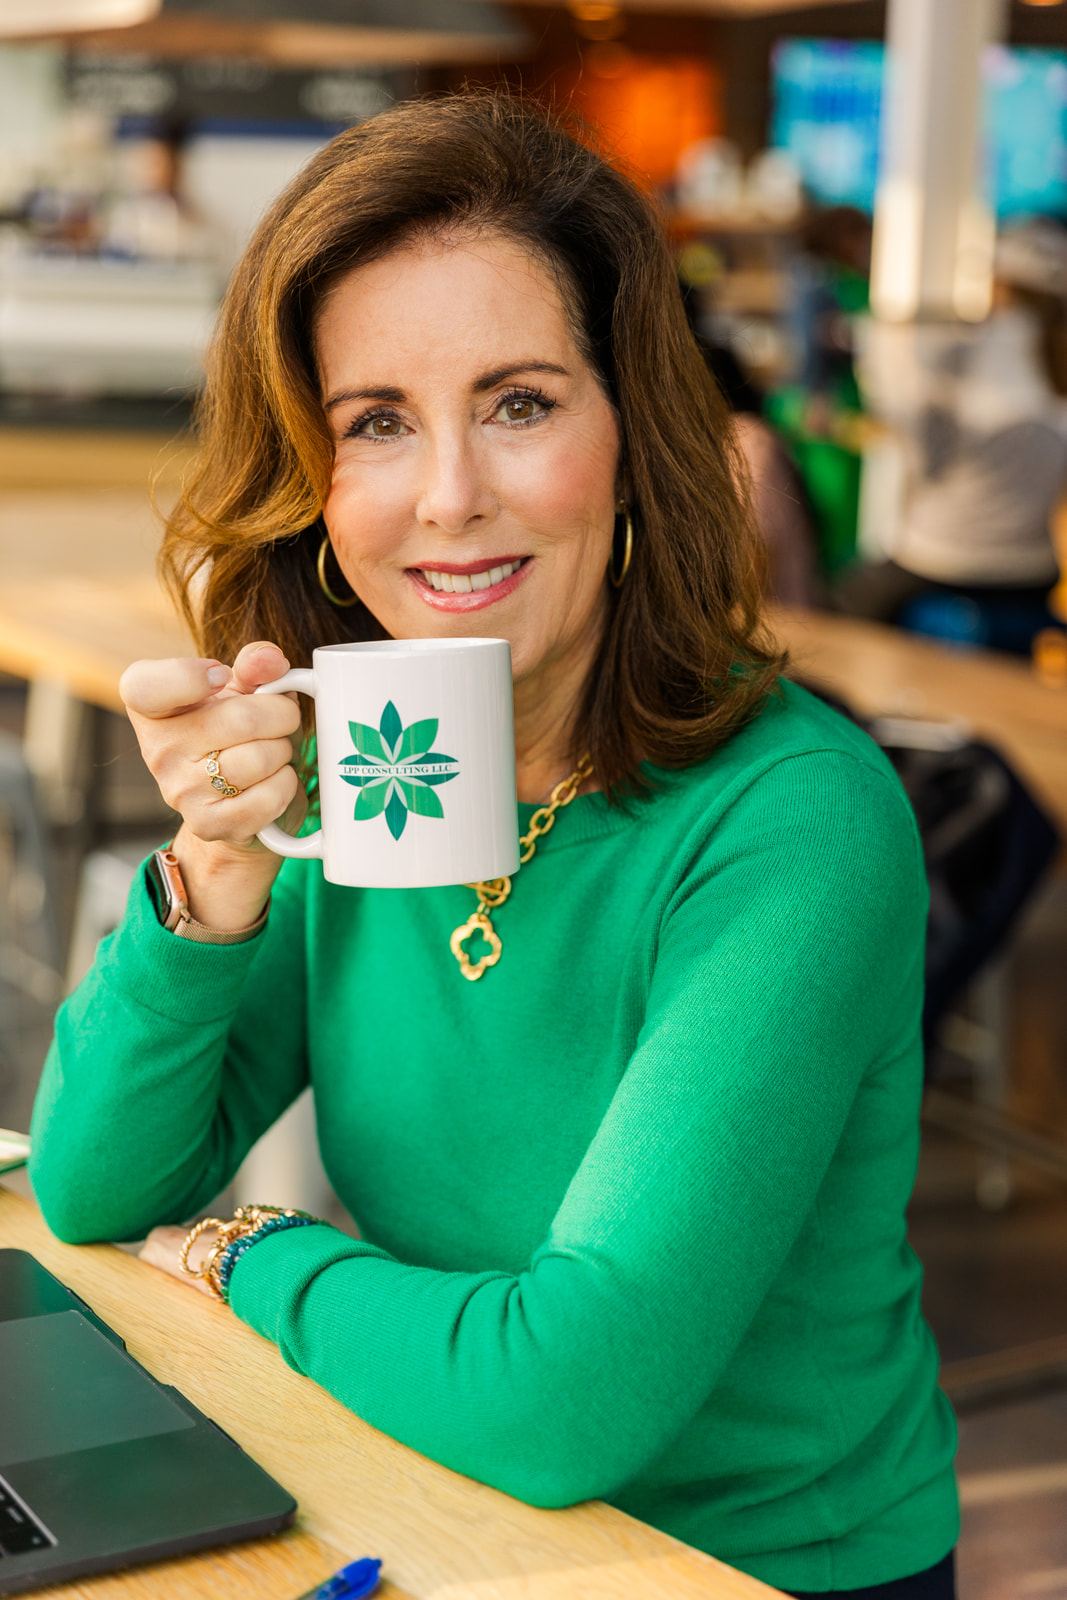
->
[0, 732, 63, 1052]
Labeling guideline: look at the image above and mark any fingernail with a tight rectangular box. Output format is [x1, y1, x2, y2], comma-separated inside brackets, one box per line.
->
[206, 665, 230, 687]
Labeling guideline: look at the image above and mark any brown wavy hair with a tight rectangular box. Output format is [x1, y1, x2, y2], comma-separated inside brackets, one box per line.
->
[161, 90, 784, 796]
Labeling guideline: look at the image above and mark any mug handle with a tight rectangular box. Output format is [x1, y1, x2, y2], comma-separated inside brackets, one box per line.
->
[253, 668, 322, 860]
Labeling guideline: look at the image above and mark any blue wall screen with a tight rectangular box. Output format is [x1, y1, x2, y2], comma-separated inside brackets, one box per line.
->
[770, 40, 1067, 219]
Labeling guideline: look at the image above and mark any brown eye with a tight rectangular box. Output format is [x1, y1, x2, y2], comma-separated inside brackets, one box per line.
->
[495, 393, 551, 425]
[346, 412, 410, 442]
[343, 409, 413, 443]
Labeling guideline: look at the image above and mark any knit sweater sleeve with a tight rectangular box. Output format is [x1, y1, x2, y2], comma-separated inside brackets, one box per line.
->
[29, 857, 311, 1244]
[225, 750, 928, 1508]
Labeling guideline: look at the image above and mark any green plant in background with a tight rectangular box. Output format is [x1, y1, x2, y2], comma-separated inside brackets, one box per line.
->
[339, 701, 460, 841]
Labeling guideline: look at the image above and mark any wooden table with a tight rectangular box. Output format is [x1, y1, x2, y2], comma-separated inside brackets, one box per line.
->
[772, 605, 1067, 843]
[0, 1184, 780, 1600]
[0, 482, 192, 716]
[0, 432, 194, 825]
[0, 428, 195, 705]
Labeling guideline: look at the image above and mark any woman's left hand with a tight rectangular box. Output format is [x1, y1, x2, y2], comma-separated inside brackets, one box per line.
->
[138, 1225, 218, 1298]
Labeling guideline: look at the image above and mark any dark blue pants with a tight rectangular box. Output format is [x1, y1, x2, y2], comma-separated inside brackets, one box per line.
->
[787, 1551, 956, 1600]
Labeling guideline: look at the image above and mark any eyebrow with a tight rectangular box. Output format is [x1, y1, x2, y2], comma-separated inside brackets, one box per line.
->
[323, 360, 570, 413]
[324, 384, 404, 412]
[473, 360, 570, 391]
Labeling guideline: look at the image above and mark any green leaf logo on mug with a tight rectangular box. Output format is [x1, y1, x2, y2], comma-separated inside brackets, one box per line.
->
[338, 700, 461, 841]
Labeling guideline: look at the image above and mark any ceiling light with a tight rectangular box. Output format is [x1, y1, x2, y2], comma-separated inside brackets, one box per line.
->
[12, 0, 529, 67]
[0, 0, 160, 32]
[569, 2, 624, 40]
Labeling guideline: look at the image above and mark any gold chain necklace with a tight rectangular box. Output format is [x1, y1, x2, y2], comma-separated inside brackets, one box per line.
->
[449, 753, 593, 981]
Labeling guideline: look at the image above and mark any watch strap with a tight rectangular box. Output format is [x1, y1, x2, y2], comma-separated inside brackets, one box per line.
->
[171, 906, 269, 945]
[149, 849, 269, 946]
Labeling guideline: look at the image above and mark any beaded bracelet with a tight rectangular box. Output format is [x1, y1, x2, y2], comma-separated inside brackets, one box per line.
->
[215, 1213, 321, 1302]
[179, 1204, 325, 1303]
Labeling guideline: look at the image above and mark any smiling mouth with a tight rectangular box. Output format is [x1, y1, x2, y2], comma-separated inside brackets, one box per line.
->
[414, 558, 527, 595]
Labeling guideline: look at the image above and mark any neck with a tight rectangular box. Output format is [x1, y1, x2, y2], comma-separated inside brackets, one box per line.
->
[512, 611, 604, 804]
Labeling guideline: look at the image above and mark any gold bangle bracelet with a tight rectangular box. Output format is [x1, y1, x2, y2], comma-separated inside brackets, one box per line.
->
[178, 1215, 227, 1281]
[179, 1205, 318, 1302]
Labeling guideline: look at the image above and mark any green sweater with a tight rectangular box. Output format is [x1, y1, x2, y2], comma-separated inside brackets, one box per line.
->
[30, 680, 957, 1592]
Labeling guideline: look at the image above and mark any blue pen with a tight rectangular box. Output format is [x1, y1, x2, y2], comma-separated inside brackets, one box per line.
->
[295, 1555, 382, 1600]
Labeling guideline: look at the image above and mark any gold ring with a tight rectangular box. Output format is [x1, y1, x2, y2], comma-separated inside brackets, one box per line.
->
[205, 750, 241, 798]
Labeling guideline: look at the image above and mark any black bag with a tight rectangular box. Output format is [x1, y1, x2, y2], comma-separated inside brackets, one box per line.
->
[795, 686, 1061, 1053]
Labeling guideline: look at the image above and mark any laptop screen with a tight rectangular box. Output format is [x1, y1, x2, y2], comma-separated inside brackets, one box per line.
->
[0, 1310, 194, 1468]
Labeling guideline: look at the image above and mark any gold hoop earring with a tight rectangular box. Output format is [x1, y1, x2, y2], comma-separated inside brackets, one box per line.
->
[317, 535, 359, 608]
[609, 506, 633, 589]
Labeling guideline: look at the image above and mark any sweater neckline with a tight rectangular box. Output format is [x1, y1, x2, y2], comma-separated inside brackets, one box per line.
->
[516, 764, 665, 850]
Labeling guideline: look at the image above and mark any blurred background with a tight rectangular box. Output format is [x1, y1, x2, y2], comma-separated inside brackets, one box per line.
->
[0, 4, 1066, 1595]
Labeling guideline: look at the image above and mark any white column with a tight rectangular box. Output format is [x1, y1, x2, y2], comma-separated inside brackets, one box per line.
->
[870, 0, 1007, 323]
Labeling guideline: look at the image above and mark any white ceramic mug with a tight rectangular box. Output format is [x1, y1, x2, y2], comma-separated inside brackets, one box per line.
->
[254, 639, 518, 889]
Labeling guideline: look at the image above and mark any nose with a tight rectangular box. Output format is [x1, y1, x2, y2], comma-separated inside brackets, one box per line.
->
[414, 431, 496, 536]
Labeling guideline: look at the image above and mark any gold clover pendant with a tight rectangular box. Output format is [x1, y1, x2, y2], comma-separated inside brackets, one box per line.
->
[450, 912, 502, 981]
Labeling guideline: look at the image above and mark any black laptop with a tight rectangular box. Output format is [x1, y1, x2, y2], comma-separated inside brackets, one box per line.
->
[0, 1249, 296, 1595]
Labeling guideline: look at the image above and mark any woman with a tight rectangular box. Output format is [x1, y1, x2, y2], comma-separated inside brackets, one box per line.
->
[29, 95, 957, 1598]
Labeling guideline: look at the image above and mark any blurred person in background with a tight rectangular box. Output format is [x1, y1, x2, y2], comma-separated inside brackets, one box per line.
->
[104, 113, 219, 267]
[837, 219, 1067, 654]
[732, 406, 821, 609]
[765, 205, 872, 582]
[788, 205, 873, 405]
[681, 275, 820, 608]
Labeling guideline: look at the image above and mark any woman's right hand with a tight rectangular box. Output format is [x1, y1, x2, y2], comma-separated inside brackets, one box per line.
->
[119, 642, 306, 928]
